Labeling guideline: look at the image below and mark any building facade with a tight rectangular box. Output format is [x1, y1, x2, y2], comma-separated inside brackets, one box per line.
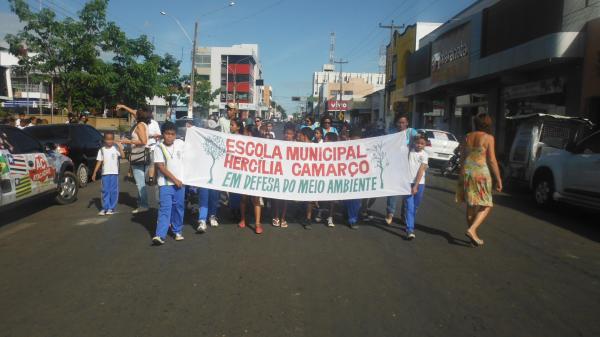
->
[312, 65, 385, 122]
[194, 44, 263, 116]
[404, 0, 600, 157]
[384, 22, 441, 125]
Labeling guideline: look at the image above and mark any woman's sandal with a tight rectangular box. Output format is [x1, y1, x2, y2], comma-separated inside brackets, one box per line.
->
[272, 218, 280, 227]
[280, 220, 288, 228]
[238, 221, 246, 228]
[465, 232, 484, 247]
[255, 225, 263, 234]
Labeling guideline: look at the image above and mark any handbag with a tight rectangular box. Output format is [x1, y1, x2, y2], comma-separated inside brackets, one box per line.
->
[129, 146, 150, 166]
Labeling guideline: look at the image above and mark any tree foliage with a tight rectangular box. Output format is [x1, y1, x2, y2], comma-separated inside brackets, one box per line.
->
[5, 0, 181, 113]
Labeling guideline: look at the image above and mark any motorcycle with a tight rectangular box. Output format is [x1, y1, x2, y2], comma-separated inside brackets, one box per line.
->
[442, 147, 461, 177]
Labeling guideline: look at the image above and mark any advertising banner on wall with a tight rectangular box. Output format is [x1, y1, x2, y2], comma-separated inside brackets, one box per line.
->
[431, 23, 471, 85]
[183, 128, 412, 201]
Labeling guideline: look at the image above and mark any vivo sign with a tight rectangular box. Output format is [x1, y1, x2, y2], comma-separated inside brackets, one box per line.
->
[327, 100, 350, 111]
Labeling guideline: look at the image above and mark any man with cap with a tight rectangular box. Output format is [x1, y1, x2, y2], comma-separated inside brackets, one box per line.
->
[219, 103, 237, 134]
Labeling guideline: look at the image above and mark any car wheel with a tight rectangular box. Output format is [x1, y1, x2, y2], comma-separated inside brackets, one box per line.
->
[77, 164, 89, 187]
[533, 174, 554, 208]
[56, 171, 79, 205]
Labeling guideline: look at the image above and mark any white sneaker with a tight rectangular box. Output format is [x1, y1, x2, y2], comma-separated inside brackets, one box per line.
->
[407, 233, 416, 240]
[209, 215, 219, 227]
[314, 210, 323, 223]
[98, 210, 106, 216]
[152, 236, 165, 245]
[175, 233, 184, 241]
[327, 217, 335, 227]
[132, 207, 148, 214]
[196, 220, 207, 233]
[106, 210, 115, 215]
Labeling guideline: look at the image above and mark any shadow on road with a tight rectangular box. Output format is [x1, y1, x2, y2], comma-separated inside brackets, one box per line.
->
[0, 195, 54, 228]
[493, 193, 600, 243]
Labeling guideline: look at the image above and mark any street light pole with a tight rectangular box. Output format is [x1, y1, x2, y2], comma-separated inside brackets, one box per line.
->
[188, 21, 198, 119]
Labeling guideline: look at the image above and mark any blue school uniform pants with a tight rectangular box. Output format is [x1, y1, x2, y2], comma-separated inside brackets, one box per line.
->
[198, 188, 220, 221]
[344, 199, 361, 224]
[101, 174, 119, 211]
[156, 185, 185, 239]
[404, 184, 425, 233]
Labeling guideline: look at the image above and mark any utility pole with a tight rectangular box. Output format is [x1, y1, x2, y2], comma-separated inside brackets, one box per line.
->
[334, 58, 348, 119]
[379, 20, 403, 47]
[188, 21, 198, 119]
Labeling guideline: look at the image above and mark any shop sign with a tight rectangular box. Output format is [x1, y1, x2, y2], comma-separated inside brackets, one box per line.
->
[503, 78, 564, 100]
[327, 100, 350, 111]
[431, 24, 471, 85]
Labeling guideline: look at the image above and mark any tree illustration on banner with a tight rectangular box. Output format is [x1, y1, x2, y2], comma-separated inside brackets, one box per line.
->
[200, 134, 226, 184]
[368, 142, 389, 189]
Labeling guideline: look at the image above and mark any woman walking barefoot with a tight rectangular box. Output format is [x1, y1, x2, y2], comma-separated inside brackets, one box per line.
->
[456, 113, 503, 247]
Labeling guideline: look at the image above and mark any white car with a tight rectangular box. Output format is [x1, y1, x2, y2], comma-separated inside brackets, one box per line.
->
[419, 129, 460, 166]
[531, 130, 600, 209]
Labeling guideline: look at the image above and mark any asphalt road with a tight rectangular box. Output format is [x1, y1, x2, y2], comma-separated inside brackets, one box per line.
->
[0, 168, 599, 337]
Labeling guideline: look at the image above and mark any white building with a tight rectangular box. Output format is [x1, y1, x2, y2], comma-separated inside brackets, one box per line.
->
[195, 44, 264, 116]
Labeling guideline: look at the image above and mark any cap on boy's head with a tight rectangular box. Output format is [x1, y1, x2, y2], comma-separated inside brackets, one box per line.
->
[226, 102, 237, 110]
[161, 121, 177, 133]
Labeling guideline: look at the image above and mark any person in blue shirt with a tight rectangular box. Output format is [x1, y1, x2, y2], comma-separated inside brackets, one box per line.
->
[320, 115, 338, 135]
[386, 113, 418, 226]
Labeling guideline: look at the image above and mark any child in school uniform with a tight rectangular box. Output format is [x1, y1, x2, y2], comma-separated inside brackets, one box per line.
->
[92, 131, 124, 215]
[404, 133, 429, 240]
[272, 125, 296, 229]
[344, 128, 363, 230]
[152, 122, 186, 245]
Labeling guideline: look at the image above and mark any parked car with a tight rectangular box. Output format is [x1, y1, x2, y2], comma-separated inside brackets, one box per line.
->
[530, 129, 600, 210]
[505, 113, 593, 185]
[1, 125, 78, 210]
[418, 129, 460, 167]
[24, 124, 103, 187]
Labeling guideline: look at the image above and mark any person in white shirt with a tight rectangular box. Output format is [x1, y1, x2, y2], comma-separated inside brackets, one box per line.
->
[92, 132, 125, 215]
[218, 103, 237, 134]
[147, 114, 162, 147]
[404, 133, 429, 240]
[152, 122, 186, 245]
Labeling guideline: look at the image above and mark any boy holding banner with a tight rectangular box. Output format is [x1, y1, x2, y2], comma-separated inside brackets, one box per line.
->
[152, 122, 186, 245]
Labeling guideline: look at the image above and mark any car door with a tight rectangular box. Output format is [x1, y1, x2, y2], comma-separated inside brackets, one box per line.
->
[563, 132, 600, 197]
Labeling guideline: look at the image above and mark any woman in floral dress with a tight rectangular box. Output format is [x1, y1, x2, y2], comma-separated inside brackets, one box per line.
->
[456, 113, 503, 246]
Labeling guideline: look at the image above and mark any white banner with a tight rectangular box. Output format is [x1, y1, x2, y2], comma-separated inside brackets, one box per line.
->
[182, 127, 411, 201]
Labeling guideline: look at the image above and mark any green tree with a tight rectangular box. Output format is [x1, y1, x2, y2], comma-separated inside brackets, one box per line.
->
[6, 0, 180, 112]
[6, 0, 110, 112]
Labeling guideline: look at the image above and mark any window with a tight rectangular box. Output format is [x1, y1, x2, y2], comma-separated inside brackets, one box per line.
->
[2, 128, 42, 154]
[24, 125, 69, 141]
[579, 132, 600, 154]
[391, 55, 398, 80]
[84, 126, 103, 146]
[343, 91, 353, 96]
[195, 55, 211, 68]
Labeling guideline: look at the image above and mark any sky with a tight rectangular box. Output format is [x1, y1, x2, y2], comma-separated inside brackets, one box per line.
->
[0, 0, 477, 112]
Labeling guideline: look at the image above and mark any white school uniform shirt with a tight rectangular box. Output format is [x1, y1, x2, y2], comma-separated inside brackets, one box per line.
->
[96, 146, 121, 175]
[408, 150, 428, 185]
[147, 119, 162, 147]
[154, 139, 185, 186]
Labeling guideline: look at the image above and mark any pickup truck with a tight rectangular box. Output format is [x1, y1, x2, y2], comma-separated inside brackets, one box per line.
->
[530, 130, 600, 210]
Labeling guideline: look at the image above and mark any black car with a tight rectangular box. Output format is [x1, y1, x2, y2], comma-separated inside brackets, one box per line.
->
[25, 124, 103, 187]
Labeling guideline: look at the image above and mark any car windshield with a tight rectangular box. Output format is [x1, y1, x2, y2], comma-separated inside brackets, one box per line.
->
[425, 130, 457, 142]
[25, 125, 70, 140]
